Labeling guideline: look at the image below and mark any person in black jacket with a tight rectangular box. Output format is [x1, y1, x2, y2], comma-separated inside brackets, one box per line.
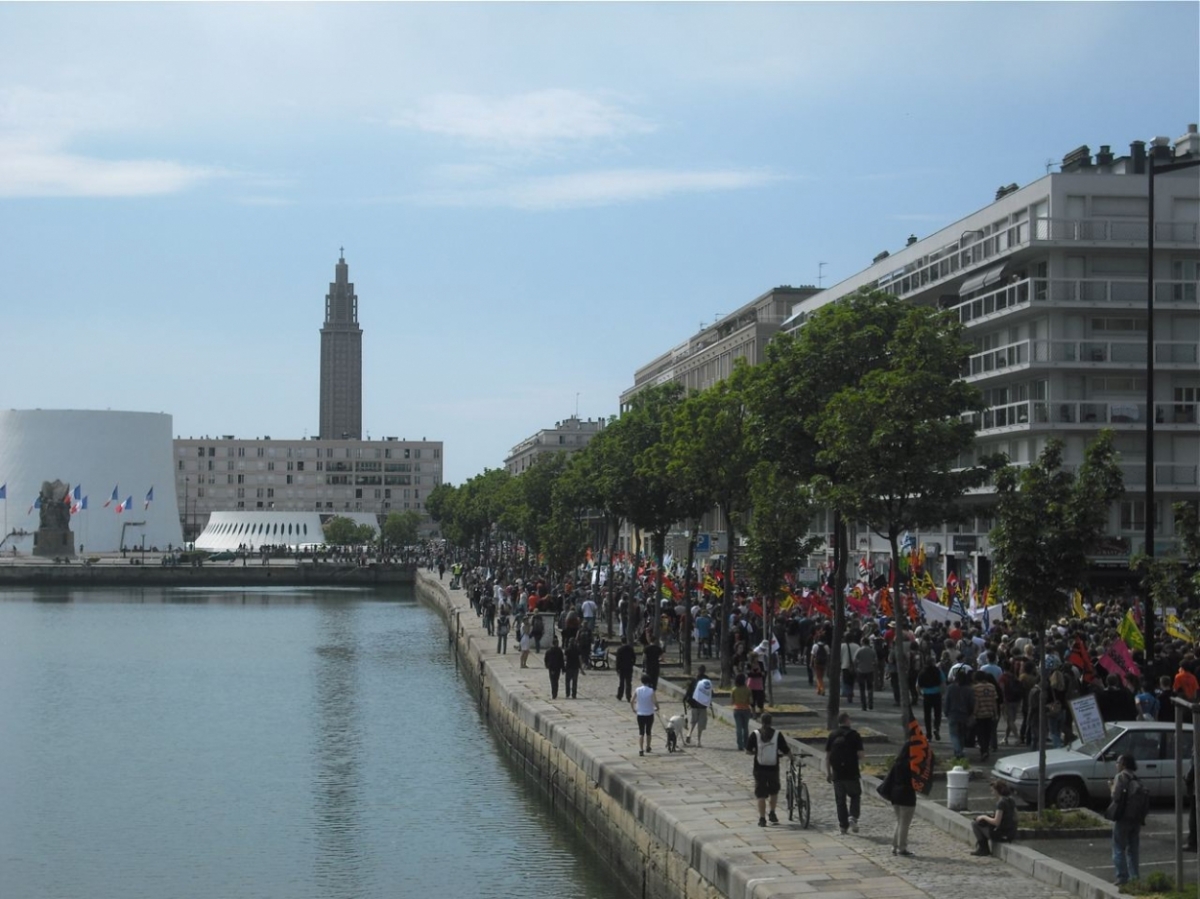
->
[544, 638, 565, 699]
[879, 745, 917, 856]
[615, 638, 637, 701]
[564, 637, 585, 699]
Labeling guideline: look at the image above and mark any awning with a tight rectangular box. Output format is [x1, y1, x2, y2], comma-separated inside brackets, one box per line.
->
[959, 263, 1008, 296]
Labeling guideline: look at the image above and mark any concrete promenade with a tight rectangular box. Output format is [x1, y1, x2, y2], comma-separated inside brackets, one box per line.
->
[420, 572, 1123, 899]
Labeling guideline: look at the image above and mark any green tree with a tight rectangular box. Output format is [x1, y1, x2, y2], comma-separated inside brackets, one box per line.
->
[743, 462, 823, 700]
[1134, 501, 1200, 656]
[668, 363, 758, 681]
[382, 510, 422, 549]
[989, 431, 1124, 816]
[808, 298, 995, 723]
[503, 452, 572, 576]
[754, 289, 963, 727]
[323, 516, 374, 546]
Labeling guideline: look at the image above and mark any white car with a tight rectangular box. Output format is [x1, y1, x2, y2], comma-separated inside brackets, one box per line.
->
[991, 720, 1194, 809]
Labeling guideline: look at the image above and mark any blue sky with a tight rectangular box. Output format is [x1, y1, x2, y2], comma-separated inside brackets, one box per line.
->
[1, 2, 1197, 485]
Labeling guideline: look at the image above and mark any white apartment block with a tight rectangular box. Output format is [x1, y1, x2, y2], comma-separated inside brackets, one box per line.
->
[782, 126, 1199, 581]
[504, 416, 607, 475]
[174, 435, 443, 539]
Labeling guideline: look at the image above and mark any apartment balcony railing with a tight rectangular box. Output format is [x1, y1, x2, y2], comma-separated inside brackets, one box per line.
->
[955, 278, 1198, 326]
[1033, 218, 1198, 243]
[966, 338, 1197, 378]
[1118, 464, 1199, 488]
[878, 216, 1196, 302]
[972, 400, 1199, 431]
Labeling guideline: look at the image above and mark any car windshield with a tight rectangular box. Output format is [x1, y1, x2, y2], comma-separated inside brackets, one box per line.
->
[1075, 724, 1126, 757]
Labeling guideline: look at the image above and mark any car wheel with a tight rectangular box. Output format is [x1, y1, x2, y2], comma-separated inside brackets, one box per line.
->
[1047, 777, 1087, 810]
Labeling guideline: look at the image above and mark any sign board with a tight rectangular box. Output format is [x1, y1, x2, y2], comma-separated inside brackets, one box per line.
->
[952, 535, 978, 553]
[795, 567, 820, 586]
[1070, 693, 1106, 745]
[694, 533, 711, 553]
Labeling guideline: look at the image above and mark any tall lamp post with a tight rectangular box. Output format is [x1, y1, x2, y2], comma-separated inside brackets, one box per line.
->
[184, 477, 189, 549]
[1143, 143, 1200, 663]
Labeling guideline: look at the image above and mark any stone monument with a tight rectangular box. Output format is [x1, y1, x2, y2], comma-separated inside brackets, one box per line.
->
[32, 480, 75, 558]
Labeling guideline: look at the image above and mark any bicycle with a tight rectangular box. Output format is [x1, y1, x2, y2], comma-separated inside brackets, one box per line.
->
[785, 746, 811, 827]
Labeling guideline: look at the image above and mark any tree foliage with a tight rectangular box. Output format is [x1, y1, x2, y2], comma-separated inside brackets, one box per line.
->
[323, 516, 376, 546]
[382, 510, 422, 548]
[990, 431, 1124, 627]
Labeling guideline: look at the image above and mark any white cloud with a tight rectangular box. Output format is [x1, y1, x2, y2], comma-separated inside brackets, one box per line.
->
[413, 167, 786, 211]
[0, 136, 220, 198]
[394, 89, 655, 151]
[0, 87, 222, 198]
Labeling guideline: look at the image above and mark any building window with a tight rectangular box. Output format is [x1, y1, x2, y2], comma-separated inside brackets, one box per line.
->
[1120, 501, 1161, 532]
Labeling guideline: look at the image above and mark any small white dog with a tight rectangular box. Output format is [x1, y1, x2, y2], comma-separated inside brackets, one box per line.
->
[666, 714, 688, 752]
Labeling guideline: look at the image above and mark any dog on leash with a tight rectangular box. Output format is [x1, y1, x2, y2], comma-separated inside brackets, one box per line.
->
[665, 713, 687, 752]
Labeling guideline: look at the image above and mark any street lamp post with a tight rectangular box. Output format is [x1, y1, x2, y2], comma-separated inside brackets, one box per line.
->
[184, 476, 189, 548]
[1143, 144, 1200, 662]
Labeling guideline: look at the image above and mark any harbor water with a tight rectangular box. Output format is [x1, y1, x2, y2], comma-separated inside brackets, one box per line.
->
[0, 587, 628, 899]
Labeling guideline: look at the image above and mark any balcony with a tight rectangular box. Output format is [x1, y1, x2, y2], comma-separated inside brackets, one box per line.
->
[971, 399, 1200, 432]
[955, 278, 1198, 326]
[1118, 464, 1199, 488]
[1032, 218, 1198, 244]
[965, 339, 1197, 380]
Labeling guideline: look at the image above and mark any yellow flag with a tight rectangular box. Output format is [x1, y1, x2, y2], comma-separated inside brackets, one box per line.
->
[1165, 614, 1193, 642]
[1118, 609, 1145, 652]
[1072, 590, 1086, 620]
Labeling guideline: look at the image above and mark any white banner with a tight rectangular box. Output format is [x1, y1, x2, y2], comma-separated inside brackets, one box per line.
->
[919, 598, 1005, 624]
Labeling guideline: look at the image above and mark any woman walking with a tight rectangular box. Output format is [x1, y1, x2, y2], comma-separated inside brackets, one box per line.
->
[731, 673, 753, 750]
[877, 745, 917, 856]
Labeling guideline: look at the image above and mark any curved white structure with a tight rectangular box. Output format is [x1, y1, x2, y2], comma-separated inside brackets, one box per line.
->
[196, 511, 378, 551]
[0, 410, 183, 554]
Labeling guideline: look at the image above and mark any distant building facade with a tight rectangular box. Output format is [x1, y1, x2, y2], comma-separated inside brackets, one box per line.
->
[504, 416, 606, 475]
[319, 251, 363, 440]
[174, 436, 443, 541]
[620, 285, 820, 410]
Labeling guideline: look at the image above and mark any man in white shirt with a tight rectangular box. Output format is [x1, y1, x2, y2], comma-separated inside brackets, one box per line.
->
[841, 637, 862, 704]
[685, 665, 714, 747]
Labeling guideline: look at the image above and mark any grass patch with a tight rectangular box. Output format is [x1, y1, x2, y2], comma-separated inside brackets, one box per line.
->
[1124, 871, 1189, 898]
[764, 703, 809, 713]
[1017, 809, 1098, 830]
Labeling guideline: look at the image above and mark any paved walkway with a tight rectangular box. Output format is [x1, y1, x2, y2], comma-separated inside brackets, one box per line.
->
[426, 574, 1101, 899]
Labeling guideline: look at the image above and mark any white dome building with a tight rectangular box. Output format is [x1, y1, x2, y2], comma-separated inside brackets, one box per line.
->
[0, 410, 183, 554]
[195, 511, 379, 552]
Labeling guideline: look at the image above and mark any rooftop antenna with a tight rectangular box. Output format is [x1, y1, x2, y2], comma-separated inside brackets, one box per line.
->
[818, 262, 828, 288]
[1044, 158, 1056, 174]
[575, 392, 580, 418]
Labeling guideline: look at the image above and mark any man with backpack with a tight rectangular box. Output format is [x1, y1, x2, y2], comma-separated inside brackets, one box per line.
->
[1109, 754, 1149, 887]
[824, 711, 865, 835]
[745, 712, 791, 827]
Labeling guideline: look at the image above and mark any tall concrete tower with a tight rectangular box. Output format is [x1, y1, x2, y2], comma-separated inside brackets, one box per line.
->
[319, 250, 362, 440]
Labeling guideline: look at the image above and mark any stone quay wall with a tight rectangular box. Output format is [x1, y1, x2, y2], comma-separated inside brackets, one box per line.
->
[0, 561, 415, 590]
[417, 574, 723, 899]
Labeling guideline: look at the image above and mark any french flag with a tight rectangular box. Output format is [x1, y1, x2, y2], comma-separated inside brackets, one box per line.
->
[28, 496, 41, 515]
[70, 485, 83, 515]
[80, 496, 88, 511]
[144, 486, 154, 510]
[104, 485, 119, 508]
[115, 496, 132, 514]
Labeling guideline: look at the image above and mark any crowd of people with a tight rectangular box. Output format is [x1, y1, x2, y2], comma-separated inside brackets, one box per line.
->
[430, 546, 1198, 880]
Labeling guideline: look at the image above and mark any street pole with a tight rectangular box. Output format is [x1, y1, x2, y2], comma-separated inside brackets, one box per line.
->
[1143, 147, 1200, 662]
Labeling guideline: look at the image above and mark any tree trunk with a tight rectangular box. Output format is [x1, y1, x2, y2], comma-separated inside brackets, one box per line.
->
[683, 528, 697, 676]
[889, 531, 914, 730]
[721, 504, 737, 690]
[606, 518, 620, 638]
[827, 511, 846, 731]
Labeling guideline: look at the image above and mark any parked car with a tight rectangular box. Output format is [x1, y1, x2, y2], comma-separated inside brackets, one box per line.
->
[991, 720, 1194, 809]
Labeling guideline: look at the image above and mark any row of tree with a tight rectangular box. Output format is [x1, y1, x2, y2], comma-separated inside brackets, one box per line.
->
[426, 289, 1200, 715]
[322, 509, 423, 552]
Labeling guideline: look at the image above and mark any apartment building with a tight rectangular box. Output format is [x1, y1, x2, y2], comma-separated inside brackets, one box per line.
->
[781, 125, 1199, 581]
[504, 416, 607, 475]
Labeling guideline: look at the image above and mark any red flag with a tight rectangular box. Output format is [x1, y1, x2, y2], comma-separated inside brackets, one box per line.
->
[1067, 635, 1097, 684]
[879, 589, 894, 620]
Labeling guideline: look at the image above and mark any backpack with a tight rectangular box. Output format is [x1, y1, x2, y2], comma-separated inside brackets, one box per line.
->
[813, 643, 829, 666]
[1049, 667, 1066, 692]
[1123, 776, 1150, 825]
[755, 729, 780, 766]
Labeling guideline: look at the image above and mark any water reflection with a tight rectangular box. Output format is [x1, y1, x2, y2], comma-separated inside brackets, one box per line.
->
[311, 603, 365, 899]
